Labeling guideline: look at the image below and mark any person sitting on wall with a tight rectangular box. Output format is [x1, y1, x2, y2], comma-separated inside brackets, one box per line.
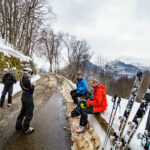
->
[75, 79, 108, 133]
[70, 73, 88, 107]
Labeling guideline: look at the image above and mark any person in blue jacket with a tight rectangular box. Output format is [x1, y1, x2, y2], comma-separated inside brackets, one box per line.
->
[70, 73, 88, 105]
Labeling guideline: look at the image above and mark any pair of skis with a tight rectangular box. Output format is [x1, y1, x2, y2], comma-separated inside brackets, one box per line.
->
[118, 86, 150, 150]
[110, 71, 144, 149]
[137, 107, 150, 150]
[102, 95, 121, 150]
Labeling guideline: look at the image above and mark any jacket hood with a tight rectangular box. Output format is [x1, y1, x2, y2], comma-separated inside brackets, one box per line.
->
[95, 83, 107, 89]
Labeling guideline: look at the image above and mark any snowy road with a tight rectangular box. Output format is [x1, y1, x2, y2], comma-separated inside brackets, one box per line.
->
[0, 74, 72, 150]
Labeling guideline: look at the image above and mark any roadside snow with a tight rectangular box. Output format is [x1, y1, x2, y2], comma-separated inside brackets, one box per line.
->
[54, 74, 148, 150]
[62, 76, 148, 150]
[0, 37, 31, 62]
[101, 95, 148, 150]
[0, 75, 41, 98]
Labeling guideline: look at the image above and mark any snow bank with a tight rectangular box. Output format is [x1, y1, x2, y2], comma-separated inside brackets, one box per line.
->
[0, 75, 41, 98]
[0, 37, 31, 62]
[101, 95, 148, 150]
[53, 74, 148, 150]
[59, 75, 148, 150]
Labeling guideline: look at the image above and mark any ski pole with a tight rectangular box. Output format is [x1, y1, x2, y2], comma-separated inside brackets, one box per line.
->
[102, 95, 118, 150]
[103, 96, 121, 150]
[105, 97, 121, 150]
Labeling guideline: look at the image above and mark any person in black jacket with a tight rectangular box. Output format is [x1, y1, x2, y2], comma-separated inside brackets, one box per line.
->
[0, 68, 17, 107]
[15, 68, 36, 134]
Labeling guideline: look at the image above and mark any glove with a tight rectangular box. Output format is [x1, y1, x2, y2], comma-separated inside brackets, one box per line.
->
[80, 100, 88, 109]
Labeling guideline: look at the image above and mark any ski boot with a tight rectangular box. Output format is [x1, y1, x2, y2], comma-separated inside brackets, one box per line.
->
[24, 127, 34, 134]
[7, 103, 11, 107]
[76, 126, 86, 133]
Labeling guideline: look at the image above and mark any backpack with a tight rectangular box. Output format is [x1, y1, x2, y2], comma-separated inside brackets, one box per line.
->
[71, 104, 81, 117]
[71, 100, 89, 117]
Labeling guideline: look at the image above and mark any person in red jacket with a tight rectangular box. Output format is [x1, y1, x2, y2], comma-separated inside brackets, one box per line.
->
[76, 79, 108, 133]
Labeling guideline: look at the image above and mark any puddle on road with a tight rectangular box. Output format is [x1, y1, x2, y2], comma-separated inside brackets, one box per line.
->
[2, 82, 72, 150]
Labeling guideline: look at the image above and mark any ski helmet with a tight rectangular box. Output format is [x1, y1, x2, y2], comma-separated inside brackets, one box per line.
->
[4, 68, 9, 73]
[23, 68, 33, 75]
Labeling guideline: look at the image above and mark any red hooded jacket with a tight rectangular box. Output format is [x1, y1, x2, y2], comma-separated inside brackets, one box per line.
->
[86, 84, 108, 113]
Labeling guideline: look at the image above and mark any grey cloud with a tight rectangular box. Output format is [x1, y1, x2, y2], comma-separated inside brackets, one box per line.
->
[50, 0, 150, 60]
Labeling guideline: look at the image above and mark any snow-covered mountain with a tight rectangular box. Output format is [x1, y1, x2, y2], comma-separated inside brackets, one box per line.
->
[116, 56, 150, 70]
[105, 56, 150, 77]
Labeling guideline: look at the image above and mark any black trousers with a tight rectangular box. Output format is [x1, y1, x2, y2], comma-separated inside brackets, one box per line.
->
[80, 106, 94, 126]
[70, 89, 83, 104]
[16, 101, 34, 132]
[0, 86, 13, 106]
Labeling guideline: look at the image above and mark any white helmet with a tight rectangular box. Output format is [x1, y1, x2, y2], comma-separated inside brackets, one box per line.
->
[4, 68, 9, 73]
[23, 68, 33, 75]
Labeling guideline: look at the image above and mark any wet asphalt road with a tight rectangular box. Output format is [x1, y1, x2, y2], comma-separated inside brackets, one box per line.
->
[1, 77, 72, 150]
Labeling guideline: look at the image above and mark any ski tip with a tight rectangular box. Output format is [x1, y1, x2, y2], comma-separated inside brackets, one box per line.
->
[137, 71, 143, 76]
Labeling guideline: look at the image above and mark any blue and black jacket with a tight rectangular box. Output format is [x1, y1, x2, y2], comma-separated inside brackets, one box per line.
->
[77, 77, 88, 95]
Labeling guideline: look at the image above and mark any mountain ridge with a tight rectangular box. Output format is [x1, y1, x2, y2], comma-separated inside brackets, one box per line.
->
[83, 56, 150, 77]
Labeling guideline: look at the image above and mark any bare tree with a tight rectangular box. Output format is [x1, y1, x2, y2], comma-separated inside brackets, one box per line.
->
[0, 0, 55, 57]
[62, 33, 91, 81]
[38, 29, 63, 72]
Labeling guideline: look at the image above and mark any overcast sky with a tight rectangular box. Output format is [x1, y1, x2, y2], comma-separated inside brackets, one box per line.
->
[50, 0, 150, 61]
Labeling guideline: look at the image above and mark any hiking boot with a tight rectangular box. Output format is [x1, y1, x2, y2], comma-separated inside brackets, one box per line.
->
[24, 127, 34, 134]
[7, 103, 11, 107]
[75, 126, 86, 133]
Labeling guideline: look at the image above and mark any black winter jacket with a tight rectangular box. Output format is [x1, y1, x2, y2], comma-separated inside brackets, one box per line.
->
[2, 73, 17, 87]
[20, 76, 34, 94]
